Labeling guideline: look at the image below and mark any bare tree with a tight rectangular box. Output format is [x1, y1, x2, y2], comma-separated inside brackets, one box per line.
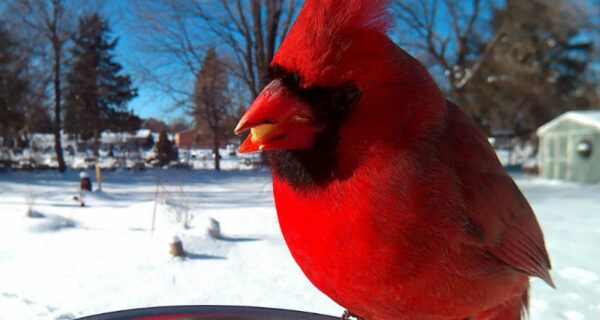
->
[193, 47, 231, 171]
[393, 0, 599, 131]
[194, 0, 298, 98]
[393, 0, 505, 122]
[127, 0, 206, 107]
[142, 118, 170, 133]
[466, 0, 599, 130]
[2, 3, 60, 146]
[168, 117, 193, 133]
[129, 0, 299, 108]
[8, 0, 76, 172]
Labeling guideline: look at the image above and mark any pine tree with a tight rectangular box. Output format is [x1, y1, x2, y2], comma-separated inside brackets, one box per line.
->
[150, 131, 177, 167]
[63, 13, 137, 156]
[0, 23, 28, 148]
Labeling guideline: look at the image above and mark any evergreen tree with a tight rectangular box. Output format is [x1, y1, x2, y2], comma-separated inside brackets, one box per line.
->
[63, 13, 137, 155]
[107, 110, 142, 133]
[27, 105, 54, 134]
[150, 131, 177, 166]
[0, 23, 28, 148]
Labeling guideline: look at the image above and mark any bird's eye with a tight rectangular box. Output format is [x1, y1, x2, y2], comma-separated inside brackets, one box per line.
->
[283, 72, 301, 88]
[331, 86, 361, 110]
[263, 64, 301, 89]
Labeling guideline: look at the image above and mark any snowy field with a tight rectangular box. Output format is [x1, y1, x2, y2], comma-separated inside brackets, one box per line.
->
[0, 168, 599, 320]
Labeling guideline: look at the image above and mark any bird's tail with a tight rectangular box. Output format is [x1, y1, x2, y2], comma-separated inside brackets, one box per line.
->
[472, 287, 529, 320]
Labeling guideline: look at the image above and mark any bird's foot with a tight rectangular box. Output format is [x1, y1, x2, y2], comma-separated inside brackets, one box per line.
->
[342, 310, 366, 320]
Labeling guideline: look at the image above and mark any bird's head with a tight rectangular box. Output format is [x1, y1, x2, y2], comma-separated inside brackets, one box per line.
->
[235, 0, 444, 186]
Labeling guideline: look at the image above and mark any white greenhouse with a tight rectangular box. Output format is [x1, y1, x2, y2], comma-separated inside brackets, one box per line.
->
[537, 110, 600, 183]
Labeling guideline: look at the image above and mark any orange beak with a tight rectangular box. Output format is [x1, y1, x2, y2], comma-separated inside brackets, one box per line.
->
[235, 80, 322, 153]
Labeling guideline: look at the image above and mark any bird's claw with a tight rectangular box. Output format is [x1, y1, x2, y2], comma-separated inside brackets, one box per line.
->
[342, 310, 366, 320]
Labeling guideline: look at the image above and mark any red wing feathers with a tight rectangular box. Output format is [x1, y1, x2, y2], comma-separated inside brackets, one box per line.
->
[465, 171, 554, 287]
[444, 103, 554, 287]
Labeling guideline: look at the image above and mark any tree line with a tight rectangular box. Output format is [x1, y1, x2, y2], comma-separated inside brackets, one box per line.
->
[2, 0, 599, 172]
[1, 1, 139, 172]
[394, 0, 599, 133]
[132, 0, 598, 171]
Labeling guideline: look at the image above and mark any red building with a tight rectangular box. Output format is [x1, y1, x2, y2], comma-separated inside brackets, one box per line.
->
[174, 130, 197, 149]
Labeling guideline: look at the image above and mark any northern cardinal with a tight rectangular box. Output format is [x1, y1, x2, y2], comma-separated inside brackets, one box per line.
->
[235, 1, 553, 319]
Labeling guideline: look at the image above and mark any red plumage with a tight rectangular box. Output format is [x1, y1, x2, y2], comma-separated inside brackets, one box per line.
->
[236, 1, 553, 319]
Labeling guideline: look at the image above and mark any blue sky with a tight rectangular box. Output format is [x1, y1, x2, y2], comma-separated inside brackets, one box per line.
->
[102, 0, 599, 123]
[103, 1, 186, 122]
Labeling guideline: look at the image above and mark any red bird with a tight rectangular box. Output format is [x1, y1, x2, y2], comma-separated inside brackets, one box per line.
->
[235, 1, 554, 319]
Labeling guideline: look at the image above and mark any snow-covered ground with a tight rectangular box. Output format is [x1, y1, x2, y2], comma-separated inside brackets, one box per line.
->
[0, 169, 598, 320]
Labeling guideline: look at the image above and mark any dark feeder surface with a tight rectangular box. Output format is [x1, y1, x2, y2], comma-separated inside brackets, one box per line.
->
[77, 305, 339, 320]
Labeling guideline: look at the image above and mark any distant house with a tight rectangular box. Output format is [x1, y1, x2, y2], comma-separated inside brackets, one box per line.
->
[100, 132, 129, 146]
[129, 129, 154, 150]
[98, 129, 155, 152]
[174, 130, 197, 149]
[537, 111, 600, 183]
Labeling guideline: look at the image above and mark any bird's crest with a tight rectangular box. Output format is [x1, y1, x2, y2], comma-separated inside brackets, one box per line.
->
[301, 0, 392, 35]
[273, 0, 392, 86]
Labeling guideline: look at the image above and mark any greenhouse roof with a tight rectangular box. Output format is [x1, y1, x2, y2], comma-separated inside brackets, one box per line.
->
[537, 110, 600, 135]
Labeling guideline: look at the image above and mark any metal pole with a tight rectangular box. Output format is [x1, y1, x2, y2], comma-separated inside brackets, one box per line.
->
[151, 169, 161, 237]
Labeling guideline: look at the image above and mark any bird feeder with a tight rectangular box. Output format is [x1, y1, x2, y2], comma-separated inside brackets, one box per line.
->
[80, 172, 92, 191]
[77, 305, 338, 320]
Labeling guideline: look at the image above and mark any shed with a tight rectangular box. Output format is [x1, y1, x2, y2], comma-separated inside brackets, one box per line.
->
[537, 110, 600, 183]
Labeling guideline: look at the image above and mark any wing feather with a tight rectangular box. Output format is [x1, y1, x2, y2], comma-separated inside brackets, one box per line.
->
[444, 103, 554, 287]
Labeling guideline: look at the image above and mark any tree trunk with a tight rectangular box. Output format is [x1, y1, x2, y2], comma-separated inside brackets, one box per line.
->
[2, 128, 11, 148]
[53, 41, 66, 173]
[93, 128, 99, 157]
[212, 130, 220, 172]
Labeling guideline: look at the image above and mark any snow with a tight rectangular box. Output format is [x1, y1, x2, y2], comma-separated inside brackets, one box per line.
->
[568, 111, 600, 129]
[0, 169, 599, 320]
[558, 268, 599, 285]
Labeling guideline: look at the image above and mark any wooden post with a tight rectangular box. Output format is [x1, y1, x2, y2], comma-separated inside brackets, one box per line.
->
[80, 172, 92, 191]
[170, 236, 185, 257]
[95, 164, 102, 191]
[208, 218, 221, 239]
